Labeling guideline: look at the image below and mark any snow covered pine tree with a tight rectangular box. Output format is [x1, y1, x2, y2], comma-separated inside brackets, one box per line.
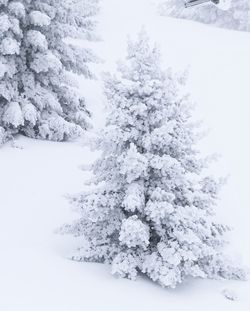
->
[160, 0, 250, 32]
[64, 31, 245, 288]
[0, 0, 98, 145]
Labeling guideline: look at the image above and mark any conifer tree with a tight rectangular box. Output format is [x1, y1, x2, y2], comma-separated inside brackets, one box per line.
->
[160, 0, 250, 32]
[64, 31, 244, 288]
[0, 0, 98, 145]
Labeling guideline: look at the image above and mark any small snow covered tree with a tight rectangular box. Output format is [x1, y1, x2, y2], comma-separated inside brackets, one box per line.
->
[160, 0, 250, 32]
[0, 0, 98, 145]
[63, 31, 245, 288]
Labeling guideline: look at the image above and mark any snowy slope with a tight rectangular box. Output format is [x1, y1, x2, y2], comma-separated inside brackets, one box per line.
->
[0, 0, 250, 310]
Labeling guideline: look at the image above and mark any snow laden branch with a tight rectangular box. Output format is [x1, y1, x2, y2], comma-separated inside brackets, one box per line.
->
[63, 30, 245, 288]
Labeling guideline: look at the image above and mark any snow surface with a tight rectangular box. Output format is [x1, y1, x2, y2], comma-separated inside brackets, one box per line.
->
[0, 0, 250, 309]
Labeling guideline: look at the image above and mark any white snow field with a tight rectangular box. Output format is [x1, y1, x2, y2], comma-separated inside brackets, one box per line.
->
[1, 0, 250, 310]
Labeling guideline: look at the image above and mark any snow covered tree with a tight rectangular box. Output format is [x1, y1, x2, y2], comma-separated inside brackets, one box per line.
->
[0, 0, 99, 145]
[63, 31, 245, 288]
[160, 0, 250, 32]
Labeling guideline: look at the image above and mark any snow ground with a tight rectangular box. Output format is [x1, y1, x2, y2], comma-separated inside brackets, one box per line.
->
[1, 0, 250, 310]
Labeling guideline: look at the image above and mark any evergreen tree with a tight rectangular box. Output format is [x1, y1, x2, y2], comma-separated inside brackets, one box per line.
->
[0, 0, 98, 145]
[160, 0, 250, 32]
[63, 31, 244, 288]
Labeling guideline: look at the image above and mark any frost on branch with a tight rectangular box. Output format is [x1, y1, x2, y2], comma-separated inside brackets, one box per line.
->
[63, 30, 245, 288]
[0, 38, 20, 55]
[29, 11, 51, 27]
[119, 216, 150, 249]
[0, 0, 99, 145]
[2, 101, 24, 127]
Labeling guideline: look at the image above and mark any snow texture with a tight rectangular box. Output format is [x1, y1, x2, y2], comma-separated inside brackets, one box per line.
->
[222, 288, 238, 301]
